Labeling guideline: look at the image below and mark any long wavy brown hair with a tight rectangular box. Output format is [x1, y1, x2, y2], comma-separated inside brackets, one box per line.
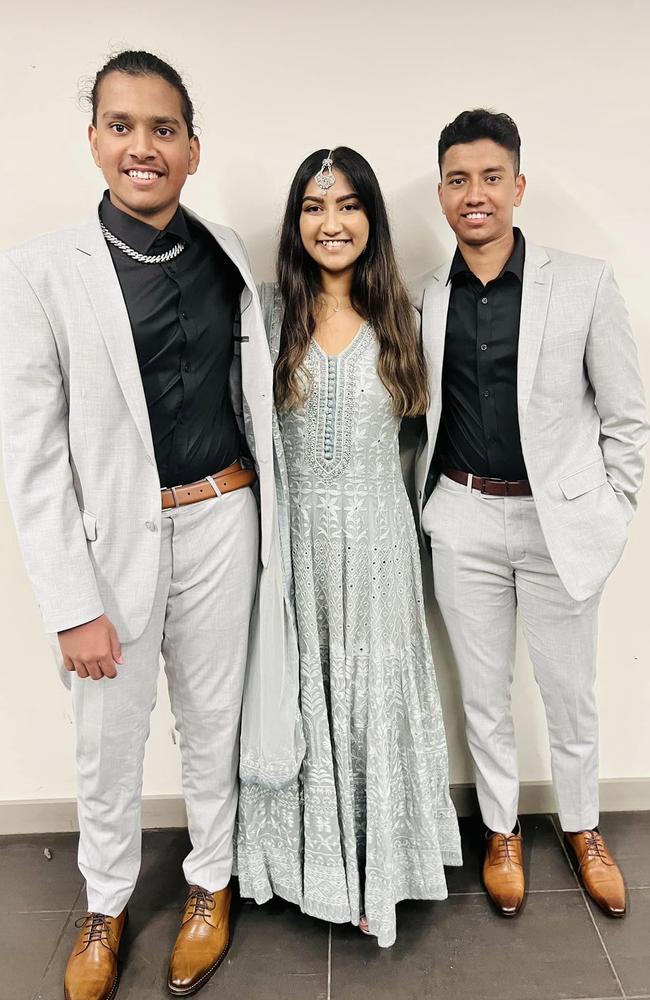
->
[274, 146, 429, 417]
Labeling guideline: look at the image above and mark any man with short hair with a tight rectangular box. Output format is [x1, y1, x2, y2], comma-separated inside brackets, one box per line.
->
[411, 109, 647, 919]
[0, 50, 273, 999]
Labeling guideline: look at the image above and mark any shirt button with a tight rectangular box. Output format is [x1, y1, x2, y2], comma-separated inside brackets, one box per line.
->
[481, 296, 488, 304]
[183, 362, 191, 372]
[181, 311, 188, 319]
[480, 343, 488, 351]
[483, 390, 490, 398]
[145, 520, 157, 532]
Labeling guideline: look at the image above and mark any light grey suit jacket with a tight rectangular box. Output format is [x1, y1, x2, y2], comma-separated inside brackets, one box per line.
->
[411, 241, 649, 602]
[0, 210, 274, 640]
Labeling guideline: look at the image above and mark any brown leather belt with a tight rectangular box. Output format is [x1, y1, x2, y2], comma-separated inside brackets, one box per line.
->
[443, 468, 533, 497]
[161, 460, 256, 510]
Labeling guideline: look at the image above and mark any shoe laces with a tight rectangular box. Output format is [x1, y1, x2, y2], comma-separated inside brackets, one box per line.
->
[185, 886, 216, 922]
[75, 912, 112, 950]
[581, 830, 609, 865]
[489, 832, 521, 865]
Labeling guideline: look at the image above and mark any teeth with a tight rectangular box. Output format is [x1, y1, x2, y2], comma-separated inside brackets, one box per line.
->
[321, 240, 348, 248]
[128, 170, 160, 180]
[465, 212, 488, 220]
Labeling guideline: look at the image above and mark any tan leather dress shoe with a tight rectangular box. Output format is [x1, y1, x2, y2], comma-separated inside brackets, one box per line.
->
[64, 910, 127, 1000]
[482, 829, 525, 916]
[565, 830, 626, 917]
[168, 885, 231, 996]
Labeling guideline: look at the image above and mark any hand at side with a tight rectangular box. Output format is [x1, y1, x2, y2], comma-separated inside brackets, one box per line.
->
[58, 614, 123, 680]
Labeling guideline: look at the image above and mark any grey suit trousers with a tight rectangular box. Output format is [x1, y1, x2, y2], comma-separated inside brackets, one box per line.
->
[423, 474, 601, 834]
[70, 487, 258, 915]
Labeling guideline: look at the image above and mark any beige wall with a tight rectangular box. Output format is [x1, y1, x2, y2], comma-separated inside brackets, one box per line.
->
[1, 0, 649, 810]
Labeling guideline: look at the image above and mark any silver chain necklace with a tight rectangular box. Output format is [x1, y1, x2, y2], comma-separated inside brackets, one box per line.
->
[100, 222, 186, 264]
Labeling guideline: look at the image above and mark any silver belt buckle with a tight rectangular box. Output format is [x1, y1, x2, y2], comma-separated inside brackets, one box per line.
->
[481, 477, 507, 496]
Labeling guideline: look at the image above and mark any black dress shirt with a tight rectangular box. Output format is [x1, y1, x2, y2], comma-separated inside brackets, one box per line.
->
[433, 228, 527, 482]
[100, 192, 243, 487]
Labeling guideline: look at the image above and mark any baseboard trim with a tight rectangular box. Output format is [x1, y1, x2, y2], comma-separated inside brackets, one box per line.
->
[1, 780, 649, 835]
[0, 795, 189, 835]
[448, 778, 650, 819]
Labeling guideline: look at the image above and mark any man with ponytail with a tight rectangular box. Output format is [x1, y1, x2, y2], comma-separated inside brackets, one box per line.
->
[0, 50, 273, 998]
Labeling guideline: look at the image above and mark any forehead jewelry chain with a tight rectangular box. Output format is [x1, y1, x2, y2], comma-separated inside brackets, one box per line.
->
[100, 222, 187, 264]
[315, 150, 336, 193]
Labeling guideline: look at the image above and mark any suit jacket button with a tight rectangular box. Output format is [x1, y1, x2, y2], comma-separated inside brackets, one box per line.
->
[145, 521, 157, 532]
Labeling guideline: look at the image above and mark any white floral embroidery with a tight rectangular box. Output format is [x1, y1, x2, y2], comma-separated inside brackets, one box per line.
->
[237, 285, 462, 948]
[305, 323, 373, 481]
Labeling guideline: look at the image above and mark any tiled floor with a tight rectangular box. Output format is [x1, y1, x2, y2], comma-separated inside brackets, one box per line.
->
[1, 812, 648, 1000]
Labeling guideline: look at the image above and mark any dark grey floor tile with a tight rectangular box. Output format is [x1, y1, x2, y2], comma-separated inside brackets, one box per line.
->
[445, 813, 576, 895]
[33, 909, 96, 1000]
[35, 896, 329, 1000]
[331, 891, 620, 1000]
[0, 832, 82, 913]
[129, 828, 192, 911]
[595, 812, 650, 888]
[443, 815, 484, 893]
[214, 896, 329, 1000]
[589, 888, 650, 997]
[0, 910, 69, 1000]
[7, 813, 646, 1000]
[114, 908, 181, 999]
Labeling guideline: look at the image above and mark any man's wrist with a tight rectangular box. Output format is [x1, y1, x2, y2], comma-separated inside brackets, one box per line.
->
[57, 613, 106, 636]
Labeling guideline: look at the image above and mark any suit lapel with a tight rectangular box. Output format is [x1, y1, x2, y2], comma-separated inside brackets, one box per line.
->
[422, 263, 451, 475]
[75, 219, 155, 462]
[518, 242, 552, 416]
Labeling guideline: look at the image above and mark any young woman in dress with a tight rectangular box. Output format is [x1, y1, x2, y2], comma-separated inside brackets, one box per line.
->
[237, 147, 461, 947]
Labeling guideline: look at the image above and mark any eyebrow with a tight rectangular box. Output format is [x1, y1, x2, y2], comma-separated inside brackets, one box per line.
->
[445, 166, 507, 178]
[151, 115, 182, 126]
[101, 111, 182, 127]
[301, 193, 360, 204]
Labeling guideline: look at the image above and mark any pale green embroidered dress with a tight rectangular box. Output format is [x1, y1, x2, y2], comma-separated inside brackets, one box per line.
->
[237, 285, 461, 947]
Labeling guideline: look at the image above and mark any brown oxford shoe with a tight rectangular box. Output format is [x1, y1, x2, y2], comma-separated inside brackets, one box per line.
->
[482, 826, 525, 917]
[565, 830, 626, 917]
[64, 909, 127, 1000]
[167, 884, 232, 996]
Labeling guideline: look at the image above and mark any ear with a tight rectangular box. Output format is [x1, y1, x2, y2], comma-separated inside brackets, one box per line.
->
[188, 135, 201, 176]
[514, 173, 526, 207]
[437, 180, 445, 215]
[88, 124, 101, 168]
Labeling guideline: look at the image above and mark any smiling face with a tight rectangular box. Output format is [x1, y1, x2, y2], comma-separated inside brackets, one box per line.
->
[438, 138, 525, 249]
[299, 171, 370, 277]
[88, 71, 200, 229]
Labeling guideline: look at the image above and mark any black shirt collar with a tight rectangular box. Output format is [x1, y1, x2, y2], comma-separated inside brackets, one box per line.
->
[447, 227, 525, 285]
[99, 191, 192, 253]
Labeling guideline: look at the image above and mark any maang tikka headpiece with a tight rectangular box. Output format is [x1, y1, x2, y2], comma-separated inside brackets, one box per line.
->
[315, 150, 336, 193]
